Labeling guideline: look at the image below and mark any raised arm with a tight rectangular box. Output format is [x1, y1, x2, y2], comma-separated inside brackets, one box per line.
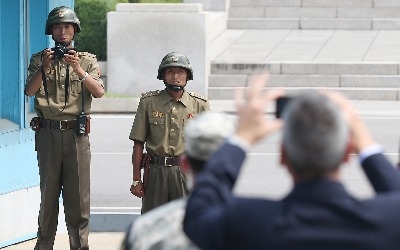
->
[324, 90, 400, 192]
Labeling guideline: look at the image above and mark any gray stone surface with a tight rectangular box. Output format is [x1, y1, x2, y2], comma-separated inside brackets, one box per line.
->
[227, 0, 400, 30]
[228, 18, 300, 29]
[375, 0, 400, 7]
[184, 0, 229, 11]
[205, 27, 400, 101]
[302, 0, 373, 7]
[107, 3, 209, 97]
[230, 0, 301, 7]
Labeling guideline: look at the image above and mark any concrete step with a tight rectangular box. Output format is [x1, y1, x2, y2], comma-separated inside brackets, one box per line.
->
[229, 0, 400, 8]
[227, 18, 400, 30]
[208, 61, 400, 101]
[209, 74, 400, 88]
[228, 0, 400, 29]
[208, 86, 399, 101]
[229, 7, 400, 19]
[211, 62, 399, 75]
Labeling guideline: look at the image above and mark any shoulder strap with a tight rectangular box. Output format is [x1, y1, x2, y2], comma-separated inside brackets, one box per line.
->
[188, 92, 208, 102]
[140, 90, 162, 99]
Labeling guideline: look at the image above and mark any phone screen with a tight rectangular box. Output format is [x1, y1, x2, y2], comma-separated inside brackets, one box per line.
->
[275, 96, 293, 118]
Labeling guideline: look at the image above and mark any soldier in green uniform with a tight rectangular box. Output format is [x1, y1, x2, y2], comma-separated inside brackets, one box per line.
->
[25, 6, 104, 250]
[129, 52, 210, 214]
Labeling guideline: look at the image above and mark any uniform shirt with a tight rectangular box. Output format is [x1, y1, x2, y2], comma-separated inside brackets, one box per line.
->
[129, 89, 210, 157]
[26, 51, 104, 121]
[123, 198, 200, 250]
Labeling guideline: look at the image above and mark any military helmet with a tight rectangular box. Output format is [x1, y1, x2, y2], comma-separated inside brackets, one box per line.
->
[157, 52, 193, 80]
[45, 6, 81, 35]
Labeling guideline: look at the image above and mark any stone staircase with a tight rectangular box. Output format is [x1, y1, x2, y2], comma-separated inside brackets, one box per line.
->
[208, 0, 400, 101]
[228, 0, 400, 30]
[209, 62, 400, 100]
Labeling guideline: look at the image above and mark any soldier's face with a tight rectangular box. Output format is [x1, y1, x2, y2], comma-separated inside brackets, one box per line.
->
[51, 23, 75, 44]
[164, 67, 188, 86]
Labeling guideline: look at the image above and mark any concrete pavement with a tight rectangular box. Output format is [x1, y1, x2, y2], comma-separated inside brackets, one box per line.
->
[3, 233, 125, 250]
[7, 98, 400, 250]
[6, 103, 400, 250]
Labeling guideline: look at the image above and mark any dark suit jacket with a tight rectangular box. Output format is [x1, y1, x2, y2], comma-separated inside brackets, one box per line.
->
[184, 142, 400, 250]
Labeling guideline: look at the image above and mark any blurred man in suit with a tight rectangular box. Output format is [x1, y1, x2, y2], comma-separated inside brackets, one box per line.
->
[184, 74, 400, 250]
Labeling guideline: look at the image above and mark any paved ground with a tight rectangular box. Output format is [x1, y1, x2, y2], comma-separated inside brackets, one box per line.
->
[7, 98, 400, 250]
[3, 233, 125, 250]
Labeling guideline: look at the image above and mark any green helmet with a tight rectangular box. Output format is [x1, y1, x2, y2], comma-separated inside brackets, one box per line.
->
[45, 6, 81, 35]
[157, 52, 193, 80]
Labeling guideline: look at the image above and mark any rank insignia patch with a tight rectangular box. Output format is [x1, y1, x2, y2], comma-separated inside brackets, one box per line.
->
[152, 111, 163, 118]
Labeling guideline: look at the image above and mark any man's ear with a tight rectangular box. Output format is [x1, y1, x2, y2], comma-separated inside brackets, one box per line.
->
[181, 155, 191, 174]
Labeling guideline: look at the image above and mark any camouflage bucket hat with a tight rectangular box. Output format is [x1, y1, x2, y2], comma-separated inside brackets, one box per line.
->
[184, 111, 233, 161]
[45, 6, 81, 35]
[157, 52, 193, 80]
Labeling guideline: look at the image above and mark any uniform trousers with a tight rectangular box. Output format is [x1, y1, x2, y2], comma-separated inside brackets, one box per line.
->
[141, 164, 188, 214]
[34, 128, 90, 250]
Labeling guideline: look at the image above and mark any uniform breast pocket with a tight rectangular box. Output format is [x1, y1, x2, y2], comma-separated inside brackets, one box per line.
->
[70, 74, 82, 95]
[39, 74, 56, 96]
[149, 117, 165, 139]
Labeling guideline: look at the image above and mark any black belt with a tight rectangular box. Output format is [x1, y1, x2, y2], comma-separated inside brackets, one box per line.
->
[150, 156, 181, 167]
[40, 119, 77, 130]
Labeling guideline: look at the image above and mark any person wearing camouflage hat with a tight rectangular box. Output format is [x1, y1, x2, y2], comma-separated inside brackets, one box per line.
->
[129, 52, 210, 214]
[122, 112, 233, 250]
[25, 5, 104, 250]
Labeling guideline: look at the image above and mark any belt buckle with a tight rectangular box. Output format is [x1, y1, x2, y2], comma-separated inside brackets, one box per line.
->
[164, 157, 173, 167]
[60, 120, 68, 130]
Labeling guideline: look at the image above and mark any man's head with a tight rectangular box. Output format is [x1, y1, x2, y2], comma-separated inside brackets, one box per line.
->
[45, 6, 81, 45]
[157, 52, 193, 92]
[281, 90, 350, 181]
[183, 111, 233, 177]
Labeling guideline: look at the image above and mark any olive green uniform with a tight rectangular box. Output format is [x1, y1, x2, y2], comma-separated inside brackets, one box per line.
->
[129, 89, 210, 213]
[27, 51, 103, 249]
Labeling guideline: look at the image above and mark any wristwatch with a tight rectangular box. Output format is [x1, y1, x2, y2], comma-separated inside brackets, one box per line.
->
[79, 71, 89, 82]
[131, 180, 141, 186]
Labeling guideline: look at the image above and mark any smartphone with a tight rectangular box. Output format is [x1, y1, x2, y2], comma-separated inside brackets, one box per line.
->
[275, 96, 293, 118]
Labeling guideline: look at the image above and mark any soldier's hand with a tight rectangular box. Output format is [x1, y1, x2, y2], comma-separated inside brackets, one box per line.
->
[130, 184, 144, 198]
[63, 50, 81, 71]
[42, 48, 53, 70]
